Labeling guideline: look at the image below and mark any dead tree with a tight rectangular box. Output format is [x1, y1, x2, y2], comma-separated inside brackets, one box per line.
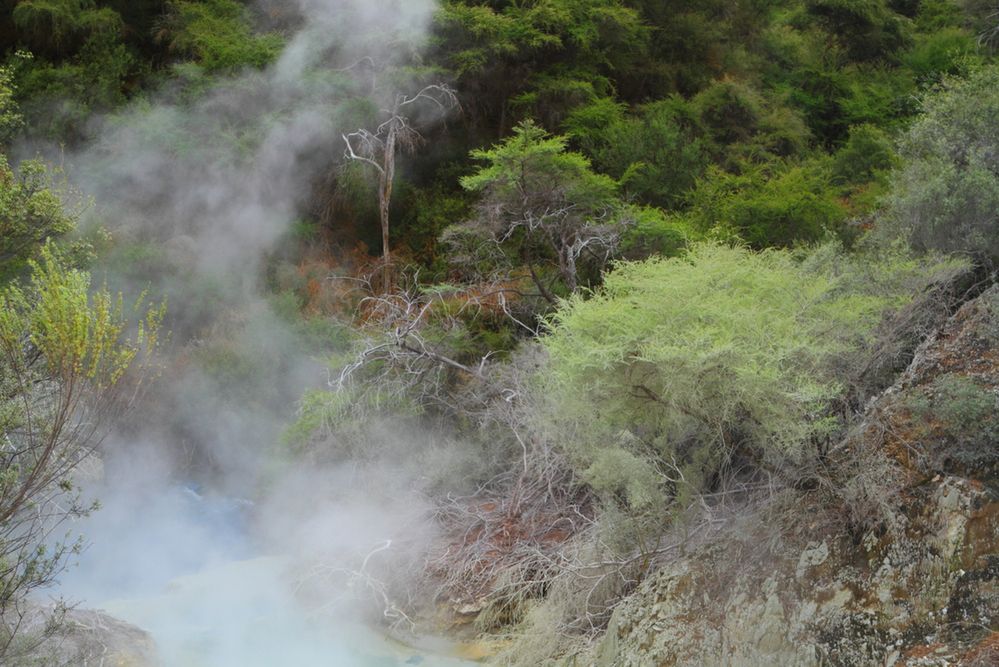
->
[342, 84, 459, 291]
[330, 284, 490, 404]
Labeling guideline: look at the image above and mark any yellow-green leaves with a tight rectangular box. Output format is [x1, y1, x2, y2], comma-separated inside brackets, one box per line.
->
[0, 242, 162, 653]
[0, 156, 81, 282]
[0, 65, 22, 146]
[540, 241, 959, 511]
[1, 243, 163, 388]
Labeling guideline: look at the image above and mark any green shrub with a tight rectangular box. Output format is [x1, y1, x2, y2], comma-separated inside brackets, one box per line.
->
[805, 0, 911, 62]
[908, 374, 996, 431]
[12, 0, 124, 59]
[562, 96, 627, 154]
[905, 373, 999, 472]
[394, 183, 473, 268]
[788, 66, 853, 145]
[680, 159, 847, 248]
[879, 66, 999, 263]
[0, 65, 23, 146]
[539, 242, 948, 512]
[511, 72, 611, 130]
[837, 64, 916, 129]
[831, 123, 897, 185]
[584, 96, 709, 209]
[617, 205, 698, 259]
[688, 78, 812, 161]
[691, 79, 763, 146]
[912, 0, 963, 31]
[0, 156, 80, 282]
[903, 27, 979, 83]
[159, 0, 283, 72]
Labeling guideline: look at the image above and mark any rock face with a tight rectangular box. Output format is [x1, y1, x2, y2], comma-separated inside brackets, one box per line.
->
[14, 605, 156, 666]
[592, 287, 999, 666]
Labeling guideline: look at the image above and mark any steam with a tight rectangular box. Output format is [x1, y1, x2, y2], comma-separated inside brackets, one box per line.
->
[78, 0, 438, 280]
[32, 0, 468, 663]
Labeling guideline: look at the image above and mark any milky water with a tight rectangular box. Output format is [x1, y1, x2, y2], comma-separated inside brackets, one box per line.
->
[57, 476, 472, 667]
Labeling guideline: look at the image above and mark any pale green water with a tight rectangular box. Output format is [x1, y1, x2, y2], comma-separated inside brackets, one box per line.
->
[60, 484, 475, 667]
[99, 557, 471, 667]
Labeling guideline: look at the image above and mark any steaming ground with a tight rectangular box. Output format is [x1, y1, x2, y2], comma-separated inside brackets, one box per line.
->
[29, 0, 474, 663]
[59, 443, 470, 666]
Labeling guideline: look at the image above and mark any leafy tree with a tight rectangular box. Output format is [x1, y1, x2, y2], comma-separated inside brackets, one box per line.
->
[560, 95, 626, 153]
[902, 26, 979, 83]
[620, 0, 773, 97]
[806, 0, 911, 62]
[568, 95, 709, 210]
[692, 79, 812, 160]
[879, 65, 999, 264]
[509, 69, 614, 131]
[616, 204, 698, 259]
[434, 0, 647, 135]
[831, 123, 897, 185]
[11, 0, 123, 60]
[767, 8, 918, 147]
[154, 0, 283, 72]
[0, 65, 22, 147]
[14, 33, 138, 141]
[691, 79, 766, 146]
[785, 64, 855, 146]
[445, 120, 625, 301]
[0, 245, 163, 660]
[0, 156, 82, 282]
[5, 13, 139, 143]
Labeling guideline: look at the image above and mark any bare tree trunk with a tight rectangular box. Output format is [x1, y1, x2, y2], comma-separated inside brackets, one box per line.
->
[559, 232, 578, 294]
[563, 249, 578, 293]
[379, 125, 398, 292]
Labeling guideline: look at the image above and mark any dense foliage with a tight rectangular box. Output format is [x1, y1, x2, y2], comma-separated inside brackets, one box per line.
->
[541, 242, 959, 511]
[0, 156, 78, 281]
[447, 120, 624, 298]
[880, 65, 999, 263]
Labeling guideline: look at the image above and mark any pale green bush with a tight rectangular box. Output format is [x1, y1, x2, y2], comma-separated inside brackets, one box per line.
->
[539, 241, 961, 511]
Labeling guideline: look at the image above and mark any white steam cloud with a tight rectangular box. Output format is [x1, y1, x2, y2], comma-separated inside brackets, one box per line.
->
[37, 1, 469, 664]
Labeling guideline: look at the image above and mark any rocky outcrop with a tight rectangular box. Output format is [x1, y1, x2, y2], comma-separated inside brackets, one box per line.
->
[591, 287, 999, 666]
[14, 605, 155, 666]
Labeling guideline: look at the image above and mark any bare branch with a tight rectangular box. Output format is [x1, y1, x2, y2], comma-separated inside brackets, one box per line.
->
[341, 132, 385, 175]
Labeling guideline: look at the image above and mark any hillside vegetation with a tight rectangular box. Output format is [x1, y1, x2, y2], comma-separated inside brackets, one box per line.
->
[2, 0, 999, 664]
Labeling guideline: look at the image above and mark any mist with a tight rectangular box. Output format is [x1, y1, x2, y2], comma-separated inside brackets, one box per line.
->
[28, 0, 470, 664]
